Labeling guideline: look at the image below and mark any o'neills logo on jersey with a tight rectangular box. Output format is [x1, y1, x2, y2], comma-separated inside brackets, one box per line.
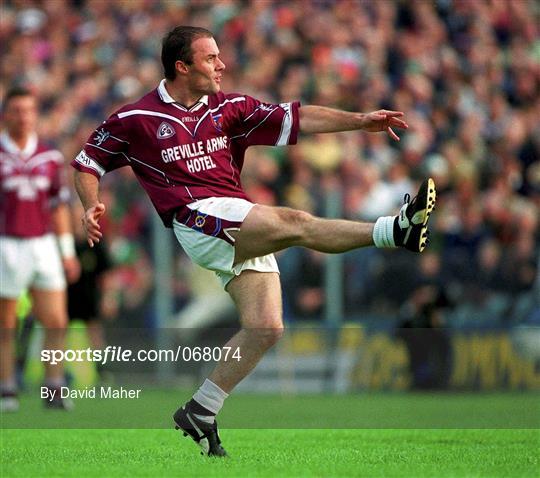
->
[157, 122, 175, 139]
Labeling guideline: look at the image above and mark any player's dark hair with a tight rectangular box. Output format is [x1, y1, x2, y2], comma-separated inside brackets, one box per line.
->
[3, 86, 34, 108]
[161, 26, 214, 80]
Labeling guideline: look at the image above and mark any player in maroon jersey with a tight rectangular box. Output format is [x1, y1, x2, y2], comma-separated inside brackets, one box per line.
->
[0, 87, 80, 412]
[72, 26, 436, 456]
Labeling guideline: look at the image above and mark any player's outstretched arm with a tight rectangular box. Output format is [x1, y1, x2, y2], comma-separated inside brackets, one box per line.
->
[299, 106, 408, 141]
[74, 170, 106, 248]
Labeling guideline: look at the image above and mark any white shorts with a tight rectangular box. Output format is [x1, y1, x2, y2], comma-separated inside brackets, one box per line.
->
[172, 197, 279, 288]
[0, 234, 66, 298]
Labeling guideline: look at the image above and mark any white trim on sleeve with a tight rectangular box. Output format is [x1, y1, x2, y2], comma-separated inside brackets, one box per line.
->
[75, 150, 106, 176]
[276, 102, 293, 146]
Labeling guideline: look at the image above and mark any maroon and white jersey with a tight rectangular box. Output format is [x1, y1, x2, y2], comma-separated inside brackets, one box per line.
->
[0, 132, 69, 237]
[72, 80, 300, 227]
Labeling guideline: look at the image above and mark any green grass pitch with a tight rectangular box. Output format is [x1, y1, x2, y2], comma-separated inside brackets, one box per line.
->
[2, 391, 539, 477]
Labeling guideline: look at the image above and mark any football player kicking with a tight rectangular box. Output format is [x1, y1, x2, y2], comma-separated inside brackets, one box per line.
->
[72, 26, 436, 456]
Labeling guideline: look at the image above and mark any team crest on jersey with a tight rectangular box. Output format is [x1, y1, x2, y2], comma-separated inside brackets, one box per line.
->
[157, 122, 175, 139]
[93, 128, 110, 146]
[211, 114, 223, 132]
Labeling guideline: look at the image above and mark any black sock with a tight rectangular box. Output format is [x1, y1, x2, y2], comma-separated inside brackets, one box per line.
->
[188, 398, 215, 417]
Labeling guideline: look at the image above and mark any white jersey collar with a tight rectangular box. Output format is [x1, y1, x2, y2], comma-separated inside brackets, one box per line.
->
[157, 79, 208, 109]
[0, 131, 38, 158]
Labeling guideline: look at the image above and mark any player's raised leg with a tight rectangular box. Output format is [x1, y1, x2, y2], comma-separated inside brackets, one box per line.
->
[174, 270, 283, 457]
[232, 178, 436, 264]
[232, 206, 374, 262]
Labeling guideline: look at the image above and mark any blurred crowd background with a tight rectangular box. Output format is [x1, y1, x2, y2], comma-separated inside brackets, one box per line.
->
[1, 0, 539, 329]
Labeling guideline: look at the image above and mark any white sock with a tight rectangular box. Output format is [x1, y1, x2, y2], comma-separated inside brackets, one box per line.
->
[192, 379, 229, 423]
[373, 216, 397, 248]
